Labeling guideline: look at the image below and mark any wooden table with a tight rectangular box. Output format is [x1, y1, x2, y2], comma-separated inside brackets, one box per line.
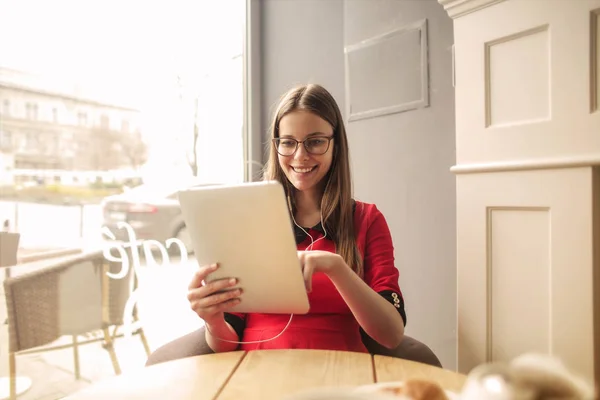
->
[65, 350, 467, 400]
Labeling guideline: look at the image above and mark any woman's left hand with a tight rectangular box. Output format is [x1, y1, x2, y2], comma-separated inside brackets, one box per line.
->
[297, 250, 346, 292]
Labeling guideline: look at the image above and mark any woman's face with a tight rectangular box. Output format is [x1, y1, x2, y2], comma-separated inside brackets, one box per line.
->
[276, 110, 335, 195]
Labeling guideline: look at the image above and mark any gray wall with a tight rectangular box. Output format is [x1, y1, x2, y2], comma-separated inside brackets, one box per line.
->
[259, 0, 345, 156]
[343, 0, 456, 369]
[257, 0, 457, 369]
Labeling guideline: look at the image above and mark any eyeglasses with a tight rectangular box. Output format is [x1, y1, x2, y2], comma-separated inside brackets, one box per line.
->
[272, 136, 334, 156]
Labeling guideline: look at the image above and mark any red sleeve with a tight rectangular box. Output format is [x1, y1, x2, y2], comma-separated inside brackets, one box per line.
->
[361, 205, 407, 325]
[363, 205, 401, 292]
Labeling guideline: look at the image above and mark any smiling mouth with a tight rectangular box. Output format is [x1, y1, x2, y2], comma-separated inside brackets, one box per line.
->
[292, 166, 317, 173]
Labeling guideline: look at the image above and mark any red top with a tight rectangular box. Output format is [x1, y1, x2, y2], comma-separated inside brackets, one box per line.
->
[224, 200, 406, 352]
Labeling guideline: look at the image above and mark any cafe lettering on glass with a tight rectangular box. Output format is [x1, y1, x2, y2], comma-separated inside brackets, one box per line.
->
[101, 221, 189, 339]
[101, 221, 189, 276]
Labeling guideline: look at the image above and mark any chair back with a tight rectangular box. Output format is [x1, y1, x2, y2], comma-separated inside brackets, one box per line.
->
[3, 247, 137, 353]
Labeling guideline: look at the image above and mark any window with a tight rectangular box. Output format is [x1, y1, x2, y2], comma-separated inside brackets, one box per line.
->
[2, 1, 248, 397]
[100, 114, 110, 129]
[25, 102, 38, 119]
[25, 131, 38, 150]
[14, 131, 26, 151]
[0, 130, 12, 149]
[2, 99, 9, 116]
[77, 112, 88, 126]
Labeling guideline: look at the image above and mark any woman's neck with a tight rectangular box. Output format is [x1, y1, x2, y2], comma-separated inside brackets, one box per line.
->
[294, 189, 322, 227]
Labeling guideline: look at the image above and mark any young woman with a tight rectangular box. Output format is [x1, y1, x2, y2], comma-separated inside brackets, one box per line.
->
[186, 83, 406, 353]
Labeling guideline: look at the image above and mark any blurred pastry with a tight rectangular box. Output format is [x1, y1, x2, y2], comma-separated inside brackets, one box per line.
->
[378, 379, 449, 400]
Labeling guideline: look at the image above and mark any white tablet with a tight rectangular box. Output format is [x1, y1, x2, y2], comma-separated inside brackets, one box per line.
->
[177, 180, 310, 315]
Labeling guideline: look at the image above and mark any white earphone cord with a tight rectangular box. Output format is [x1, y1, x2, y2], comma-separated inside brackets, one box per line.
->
[205, 202, 327, 345]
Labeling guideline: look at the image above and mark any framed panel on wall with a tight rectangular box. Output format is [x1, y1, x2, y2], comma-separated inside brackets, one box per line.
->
[344, 18, 430, 122]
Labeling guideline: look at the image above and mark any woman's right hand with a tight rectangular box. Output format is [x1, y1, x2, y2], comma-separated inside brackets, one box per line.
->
[187, 263, 243, 326]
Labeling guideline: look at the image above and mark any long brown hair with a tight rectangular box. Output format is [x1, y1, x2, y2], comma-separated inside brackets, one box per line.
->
[263, 84, 363, 277]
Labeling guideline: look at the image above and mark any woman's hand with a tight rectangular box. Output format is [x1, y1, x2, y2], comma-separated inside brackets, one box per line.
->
[298, 251, 405, 349]
[297, 250, 346, 292]
[187, 263, 243, 326]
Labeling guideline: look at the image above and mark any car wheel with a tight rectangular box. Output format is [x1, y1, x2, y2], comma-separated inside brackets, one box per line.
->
[174, 225, 193, 254]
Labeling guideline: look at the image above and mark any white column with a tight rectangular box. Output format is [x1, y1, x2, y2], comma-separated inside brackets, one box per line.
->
[439, 0, 600, 385]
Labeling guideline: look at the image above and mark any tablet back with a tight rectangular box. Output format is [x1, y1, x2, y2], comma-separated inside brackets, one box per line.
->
[177, 180, 310, 315]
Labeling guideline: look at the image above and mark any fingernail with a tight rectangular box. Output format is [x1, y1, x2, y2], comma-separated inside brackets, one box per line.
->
[211, 264, 218, 270]
[229, 278, 237, 285]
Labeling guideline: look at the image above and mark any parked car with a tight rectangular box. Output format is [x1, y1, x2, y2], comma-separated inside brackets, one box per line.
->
[101, 180, 211, 254]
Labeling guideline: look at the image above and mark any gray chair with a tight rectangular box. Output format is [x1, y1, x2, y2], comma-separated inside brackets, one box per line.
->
[3, 249, 151, 400]
[145, 326, 442, 368]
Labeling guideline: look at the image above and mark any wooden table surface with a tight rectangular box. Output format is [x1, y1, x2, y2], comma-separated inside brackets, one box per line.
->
[65, 350, 467, 400]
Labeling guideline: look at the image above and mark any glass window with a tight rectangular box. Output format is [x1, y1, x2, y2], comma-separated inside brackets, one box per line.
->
[0, 1, 249, 398]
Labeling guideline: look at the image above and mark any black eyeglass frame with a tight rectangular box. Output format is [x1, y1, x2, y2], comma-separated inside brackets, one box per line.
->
[272, 135, 334, 157]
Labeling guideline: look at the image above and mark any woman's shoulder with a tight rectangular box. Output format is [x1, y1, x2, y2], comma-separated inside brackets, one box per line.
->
[353, 199, 382, 214]
[352, 199, 386, 223]
[352, 200, 392, 245]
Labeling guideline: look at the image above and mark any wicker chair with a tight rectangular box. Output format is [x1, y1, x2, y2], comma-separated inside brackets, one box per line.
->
[3, 249, 151, 400]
